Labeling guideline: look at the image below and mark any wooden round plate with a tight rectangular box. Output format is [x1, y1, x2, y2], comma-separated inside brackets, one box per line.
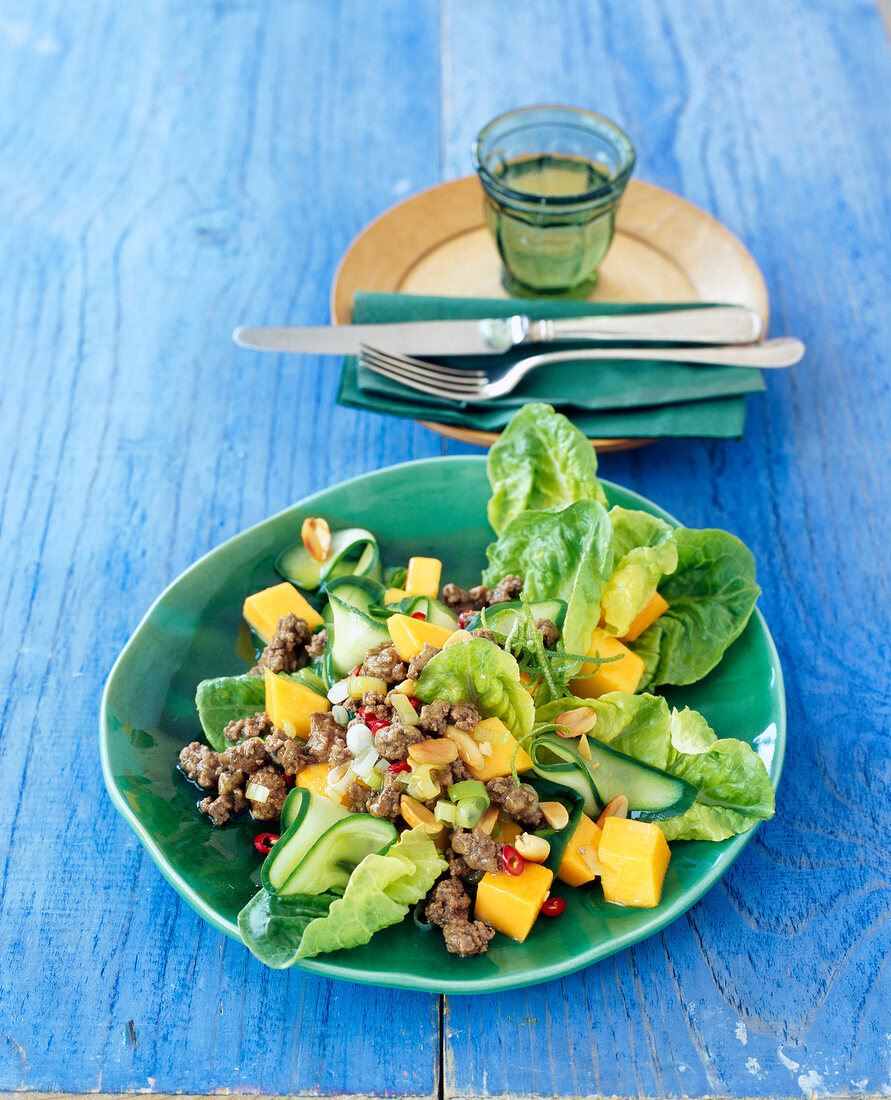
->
[331, 176, 769, 452]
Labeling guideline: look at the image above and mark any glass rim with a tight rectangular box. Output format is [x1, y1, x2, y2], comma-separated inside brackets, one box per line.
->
[472, 105, 635, 207]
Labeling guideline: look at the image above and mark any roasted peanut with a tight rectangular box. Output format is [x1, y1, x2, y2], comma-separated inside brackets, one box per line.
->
[301, 516, 332, 562]
[556, 706, 597, 736]
[514, 832, 551, 863]
[408, 738, 459, 765]
[595, 794, 629, 829]
[539, 801, 570, 831]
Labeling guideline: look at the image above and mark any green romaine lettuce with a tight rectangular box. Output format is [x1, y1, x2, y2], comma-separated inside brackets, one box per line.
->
[630, 528, 760, 688]
[237, 889, 334, 969]
[415, 638, 535, 742]
[600, 508, 678, 637]
[536, 692, 673, 770]
[296, 827, 445, 959]
[486, 402, 607, 535]
[482, 499, 614, 663]
[195, 671, 325, 751]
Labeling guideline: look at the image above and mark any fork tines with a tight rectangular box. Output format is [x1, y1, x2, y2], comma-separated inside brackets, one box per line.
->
[358, 344, 487, 401]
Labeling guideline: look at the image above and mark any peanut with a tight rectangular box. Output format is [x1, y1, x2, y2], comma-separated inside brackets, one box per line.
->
[595, 794, 629, 829]
[477, 805, 500, 835]
[399, 794, 443, 837]
[301, 516, 332, 562]
[539, 801, 570, 831]
[408, 738, 459, 765]
[556, 706, 597, 736]
[443, 725, 484, 770]
[514, 832, 551, 863]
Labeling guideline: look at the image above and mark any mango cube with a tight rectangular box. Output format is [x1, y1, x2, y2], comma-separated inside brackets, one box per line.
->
[557, 812, 603, 887]
[569, 628, 645, 697]
[295, 762, 349, 806]
[464, 733, 533, 783]
[384, 586, 408, 604]
[405, 556, 442, 599]
[387, 613, 454, 660]
[620, 592, 670, 643]
[474, 862, 554, 943]
[264, 667, 329, 739]
[243, 581, 323, 642]
[597, 816, 671, 908]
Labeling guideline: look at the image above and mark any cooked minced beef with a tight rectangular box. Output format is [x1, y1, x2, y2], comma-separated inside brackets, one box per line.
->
[361, 642, 407, 684]
[486, 776, 544, 829]
[367, 773, 402, 820]
[426, 877, 471, 926]
[222, 710, 274, 744]
[440, 584, 488, 613]
[536, 618, 561, 648]
[449, 701, 480, 732]
[450, 827, 502, 873]
[360, 690, 391, 721]
[490, 575, 523, 604]
[265, 727, 308, 775]
[200, 788, 247, 826]
[442, 918, 495, 957]
[245, 764, 288, 821]
[407, 643, 439, 681]
[374, 720, 425, 762]
[347, 781, 374, 814]
[447, 850, 470, 879]
[450, 757, 472, 783]
[305, 628, 328, 659]
[219, 736, 269, 775]
[418, 699, 450, 736]
[469, 628, 496, 643]
[179, 742, 221, 788]
[304, 712, 350, 766]
[251, 613, 312, 674]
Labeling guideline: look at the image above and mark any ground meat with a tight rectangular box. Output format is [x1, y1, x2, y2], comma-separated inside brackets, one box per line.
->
[252, 613, 312, 674]
[469, 585, 493, 607]
[447, 850, 471, 879]
[305, 628, 328, 659]
[440, 584, 484, 612]
[426, 877, 472, 926]
[449, 757, 472, 784]
[361, 642, 407, 685]
[179, 742, 221, 788]
[489, 575, 523, 604]
[374, 721, 424, 762]
[450, 827, 503, 873]
[361, 690, 392, 721]
[536, 618, 561, 648]
[367, 773, 402, 820]
[450, 701, 480, 732]
[265, 728, 308, 775]
[218, 736, 269, 775]
[199, 788, 247, 826]
[486, 776, 544, 829]
[418, 698, 450, 736]
[470, 629, 496, 643]
[442, 918, 495, 957]
[304, 712, 350, 765]
[328, 738, 353, 767]
[222, 710, 274, 744]
[217, 766, 245, 796]
[407, 643, 439, 681]
[245, 764, 288, 821]
[347, 781, 374, 814]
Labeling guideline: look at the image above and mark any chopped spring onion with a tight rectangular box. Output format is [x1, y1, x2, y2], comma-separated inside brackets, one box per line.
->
[346, 723, 374, 755]
[389, 692, 420, 726]
[331, 704, 350, 726]
[327, 679, 351, 705]
[326, 762, 354, 795]
[353, 745, 379, 775]
[406, 763, 442, 802]
[373, 757, 390, 774]
[434, 800, 458, 826]
[244, 781, 270, 803]
[347, 675, 388, 699]
[455, 796, 488, 829]
[448, 780, 489, 804]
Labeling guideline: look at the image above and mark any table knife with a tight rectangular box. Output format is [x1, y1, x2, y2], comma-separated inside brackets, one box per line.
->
[233, 305, 763, 357]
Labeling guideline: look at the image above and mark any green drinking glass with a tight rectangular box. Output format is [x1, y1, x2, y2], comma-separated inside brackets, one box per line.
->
[472, 105, 635, 298]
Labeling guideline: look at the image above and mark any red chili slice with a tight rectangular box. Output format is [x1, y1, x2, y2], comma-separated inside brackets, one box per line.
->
[254, 833, 279, 855]
[502, 844, 525, 876]
[282, 771, 296, 788]
[541, 896, 566, 917]
[411, 611, 426, 620]
[458, 610, 476, 628]
[408, 696, 421, 710]
[389, 759, 412, 774]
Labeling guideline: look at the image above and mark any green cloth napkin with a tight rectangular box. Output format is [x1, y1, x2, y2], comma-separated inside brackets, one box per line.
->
[336, 293, 764, 438]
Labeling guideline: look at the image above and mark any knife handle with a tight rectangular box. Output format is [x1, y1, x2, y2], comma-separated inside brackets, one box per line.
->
[533, 306, 764, 346]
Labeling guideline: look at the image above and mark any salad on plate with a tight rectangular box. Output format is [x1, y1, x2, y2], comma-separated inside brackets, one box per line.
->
[177, 404, 776, 968]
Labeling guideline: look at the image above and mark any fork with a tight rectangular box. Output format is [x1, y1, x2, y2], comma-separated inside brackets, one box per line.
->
[358, 339, 806, 402]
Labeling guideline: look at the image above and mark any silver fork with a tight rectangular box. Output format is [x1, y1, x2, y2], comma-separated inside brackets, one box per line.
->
[358, 339, 806, 402]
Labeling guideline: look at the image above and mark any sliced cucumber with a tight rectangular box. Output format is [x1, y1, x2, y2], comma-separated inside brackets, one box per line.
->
[387, 594, 459, 630]
[263, 790, 351, 893]
[466, 599, 567, 635]
[278, 814, 398, 896]
[325, 576, 392, 677]
[276, 527, 381, 590]
[529, 733, 697, 821]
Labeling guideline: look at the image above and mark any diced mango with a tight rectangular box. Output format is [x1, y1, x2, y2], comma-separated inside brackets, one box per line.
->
[495, 818, 523, 846]
[387, 613, 454, 660]
[557, 813, 603, 887]
[464, 733, 533, 783]
[384, 586, 408, 604]
[405, 556, 442, 599]
[244, 581, 323, 642]
[473, 716, 510, 742]
[264, 667, 329, 739]
[597, 816, 671, 908]
[569, 628, 645, 697]
[295, 762, 350, 807]
[474, 862, 554, 943]
[620, 592, 670, 643]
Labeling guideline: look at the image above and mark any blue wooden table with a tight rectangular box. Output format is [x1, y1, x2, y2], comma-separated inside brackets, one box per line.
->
[2, 1, 889, 1096]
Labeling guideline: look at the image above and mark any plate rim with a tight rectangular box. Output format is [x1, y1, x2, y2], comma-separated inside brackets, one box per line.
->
[100, 454, 786, 995]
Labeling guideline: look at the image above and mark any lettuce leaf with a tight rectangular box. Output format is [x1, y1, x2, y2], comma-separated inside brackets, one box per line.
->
[415, 638, 535, 742]
[296, 827, 445, 959]
[482, 499, 614, 662]
[195, 671, 325, 751]
[600, 508, 678, 637]
[237, 889, 335, 969]
[486, 402, 607, 535]
[630, 528, 760, 688]
[536, 692, 673, 769]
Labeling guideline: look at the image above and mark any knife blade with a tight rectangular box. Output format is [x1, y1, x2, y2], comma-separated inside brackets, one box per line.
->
[233, 306, 763, 357]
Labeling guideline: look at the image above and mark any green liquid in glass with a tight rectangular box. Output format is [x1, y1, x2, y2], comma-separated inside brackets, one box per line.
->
[486, 154, 620, 298]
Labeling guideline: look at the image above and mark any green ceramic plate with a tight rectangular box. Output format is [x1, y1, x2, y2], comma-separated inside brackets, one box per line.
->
[100, 456, 785, 995]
